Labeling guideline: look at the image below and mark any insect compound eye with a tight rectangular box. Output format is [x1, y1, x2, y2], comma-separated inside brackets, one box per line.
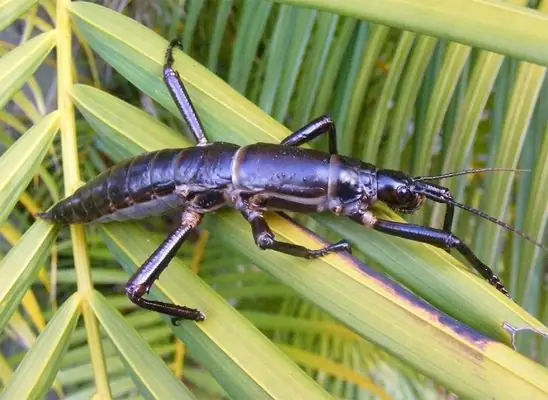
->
[393, 185, 425, 213]
[396, 186, 412, 203]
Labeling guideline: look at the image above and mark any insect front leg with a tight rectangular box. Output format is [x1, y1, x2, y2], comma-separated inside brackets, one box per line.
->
[125, 210, 206, 325]
[442, 204, 455, 233]
[280, 115, 338, 155]
[347, 210, 509, 296]
[163, 39, 209, 146]
[439, 203, 456, 254]
[237, 200, 350, 258]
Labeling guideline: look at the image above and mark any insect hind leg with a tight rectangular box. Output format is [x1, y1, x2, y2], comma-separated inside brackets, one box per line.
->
[125, 210, 206, 325]
[281, 115, 339, 155]
[163, 39, 209, 146]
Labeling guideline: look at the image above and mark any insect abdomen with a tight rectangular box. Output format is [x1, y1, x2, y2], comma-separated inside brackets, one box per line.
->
[39, 149, 190, 224]
[39, 144, 240, 224]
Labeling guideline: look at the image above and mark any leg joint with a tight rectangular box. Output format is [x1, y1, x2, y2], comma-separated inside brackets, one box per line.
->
[445, 234, 461, 249]
[256, 232, 274, 250]
[125, 283, 147, 304]
[319, 114, 334, 126]
[182, 211, 202, 229]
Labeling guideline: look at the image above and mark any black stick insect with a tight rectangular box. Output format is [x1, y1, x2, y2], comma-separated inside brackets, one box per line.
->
[38, 39, 546, 324]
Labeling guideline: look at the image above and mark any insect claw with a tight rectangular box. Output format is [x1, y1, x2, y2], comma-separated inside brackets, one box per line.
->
[195, 311, 206, 321]
[307, 240, 351, 258]
[170, 309, 205, 326]
[488, 275, 510, 297]
[336, 239, 352, 254]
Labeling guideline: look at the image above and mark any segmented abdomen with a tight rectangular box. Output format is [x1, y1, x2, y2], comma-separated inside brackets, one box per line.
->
[40, 149, 189, 224]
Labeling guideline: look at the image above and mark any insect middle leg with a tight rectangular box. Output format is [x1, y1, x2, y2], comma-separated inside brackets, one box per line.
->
[163, 39, 209, 146]
[280, 115, 339, 155]
[347, 210, 509, 296]
[442, 204, 455, 233]
[238, 201, 350, 258]
[125, 210, 206, 325]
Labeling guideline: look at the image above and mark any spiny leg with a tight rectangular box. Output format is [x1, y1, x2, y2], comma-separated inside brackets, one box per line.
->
[239, 204, 350, 258]
[163, 39, 209, 145]
[125, 211, 205, 325]
[347, 211, 509, 296]
[280, 115, 339, 155]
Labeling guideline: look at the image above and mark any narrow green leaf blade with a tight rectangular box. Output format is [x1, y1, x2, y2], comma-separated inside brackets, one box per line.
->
[519, 128, 548, 298]
[293, 11, 339, 126]
[88, 291, 196, 400]
[0, 221, 57, 331]
[412, 42, 471, 175]
[0, 31, 56, 109]
[0, 111, 59, 224]
[1, 294, 81, 399]
[362, 30, 415, 163]
[228, 1, 273, 93]
[271, 0, 548, 66]
[383, 36, 438, 169]
[476, 62, 546, 265]
[0, 0, 39, 31]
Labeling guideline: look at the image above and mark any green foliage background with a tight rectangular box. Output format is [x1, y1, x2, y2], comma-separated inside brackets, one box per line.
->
[0, 0, 547, 399]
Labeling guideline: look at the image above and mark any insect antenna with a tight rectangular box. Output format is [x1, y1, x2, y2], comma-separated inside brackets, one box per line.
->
[414, 167, 529, 181]
[440, 196, 546, 251]
[414, 167, 544, 249]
